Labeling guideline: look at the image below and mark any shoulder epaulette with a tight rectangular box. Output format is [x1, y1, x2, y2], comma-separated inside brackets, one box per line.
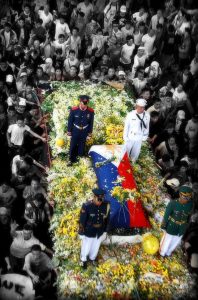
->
[87, 107, 94, 112]
[71, 106, 79, 111]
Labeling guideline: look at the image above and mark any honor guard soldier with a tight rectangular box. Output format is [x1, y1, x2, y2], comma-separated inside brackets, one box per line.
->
[123, 98, 150, 162]
[160, 185, 193, 257]
[79, 188, 110, 269]
[67, 95, 94, 164]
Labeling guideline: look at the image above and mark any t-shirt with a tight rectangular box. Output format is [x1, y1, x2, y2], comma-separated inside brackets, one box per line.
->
[120, 43, 135, 64]
[133, 12, 148, 23]
[77, 2, 93, 23]
[142, 34, 156, 56]
[38, 10, 53, 27]
[10, 231, 45, 258]
[55, 20, 70, 40]
[173, 89, 187, 106]
[7, 124, 31, 146]
[23, 251, 53, 274]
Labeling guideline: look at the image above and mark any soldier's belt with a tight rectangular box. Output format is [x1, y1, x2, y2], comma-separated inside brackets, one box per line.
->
[93, 224, 103, 228]
[169, 216, 186, 225]
[74, 124, 89, 130]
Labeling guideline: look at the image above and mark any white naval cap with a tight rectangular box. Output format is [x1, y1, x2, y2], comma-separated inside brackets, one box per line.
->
[136, 98, 147, 107]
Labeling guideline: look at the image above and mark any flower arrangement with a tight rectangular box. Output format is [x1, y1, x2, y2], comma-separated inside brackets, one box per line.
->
[111, 186, 141, 205]
[43, 82, 194, 299]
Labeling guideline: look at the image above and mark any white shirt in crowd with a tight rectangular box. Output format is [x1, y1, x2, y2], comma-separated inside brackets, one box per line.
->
[133, 12, 148, 24]
[131, 52, 148, 78]
[190, 58, 198, 76]
[131, 77, 147, 95]
[7, 124, 31, 146]
[77, 1, 93, 23]
[52, 40, 69, 57]
[173, 88, 187, 106]
[10, 231, 46, 259]
[133, 30, 144, 46]
[121, 26, 134, 42]
[38, 10, 53, 27]
[55, 20, 70, 40]
[4, 31, 11, 48]
[64, 57, 79, 73]
[120, 43, 135, 64]
[150, 14, 164, 30]
[34, 0, 48, 12]
[141, 33, 156, 56]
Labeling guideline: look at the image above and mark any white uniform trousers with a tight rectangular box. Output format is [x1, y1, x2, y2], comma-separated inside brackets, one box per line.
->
[125, 138, 142, 162]
[80, 235, 103, 262]
[159, 232, 182, 256]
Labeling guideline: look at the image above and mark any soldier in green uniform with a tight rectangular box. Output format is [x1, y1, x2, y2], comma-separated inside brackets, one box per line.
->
[159, 185, 193, 257]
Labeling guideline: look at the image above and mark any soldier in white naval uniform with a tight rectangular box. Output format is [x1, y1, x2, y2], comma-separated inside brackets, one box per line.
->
[123, 98, 150, 162]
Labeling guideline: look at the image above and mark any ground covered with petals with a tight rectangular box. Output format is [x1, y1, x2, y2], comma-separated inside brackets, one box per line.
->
[43, 82, 195, 299]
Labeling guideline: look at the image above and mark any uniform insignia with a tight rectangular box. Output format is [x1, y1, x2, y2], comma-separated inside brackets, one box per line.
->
[81, 209, 86, 213]
[87, 114, 90, 119]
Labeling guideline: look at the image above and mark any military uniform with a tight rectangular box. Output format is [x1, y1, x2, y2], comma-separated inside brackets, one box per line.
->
[160, 186, 193, 257]
[123, 98, 150, 162]
[79, 189, 110, 268]
[67, 95, 94, 163]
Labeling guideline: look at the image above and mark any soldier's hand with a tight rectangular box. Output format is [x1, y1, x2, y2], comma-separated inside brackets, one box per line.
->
[86, 134, 92, 140]
[78, 234, 85, 240]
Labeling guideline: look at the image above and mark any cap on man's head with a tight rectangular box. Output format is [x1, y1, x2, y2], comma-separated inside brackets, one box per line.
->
[136, 98, 147, 107]
[92, 188, 106, 196]
[179, 185, 193, 195]
[79, 95, 90, 104]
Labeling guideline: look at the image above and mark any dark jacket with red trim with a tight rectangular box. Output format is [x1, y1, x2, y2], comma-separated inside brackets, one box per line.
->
[67, 106, 94, 136]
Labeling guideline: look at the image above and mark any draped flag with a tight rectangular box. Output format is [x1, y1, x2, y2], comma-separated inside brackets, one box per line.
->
[89, 145, 150, 229]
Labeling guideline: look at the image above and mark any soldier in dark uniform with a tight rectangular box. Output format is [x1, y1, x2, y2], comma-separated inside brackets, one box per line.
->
[160, 185, 193, 257]
[79, 188, 110, 269]
[67, 95, 94, 164]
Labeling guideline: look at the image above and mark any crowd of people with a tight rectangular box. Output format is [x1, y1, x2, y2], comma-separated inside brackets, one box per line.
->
[0, 0, 198, 298]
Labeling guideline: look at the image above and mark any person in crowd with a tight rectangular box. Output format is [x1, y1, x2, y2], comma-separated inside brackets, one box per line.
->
[185, 114, 198, 153]
[131, 46, 148, 78]
[120, 35, 135, 71]
[0, 207, 12, 273]
[10, 223, 53, 273]
[155, 134, 179, 163]
[0, 181, 17, 212]
[141, 28, 156, 59]
[130, 69, 147, 97]
[23, 244, 55, 297]
[7, 115, 46, 155]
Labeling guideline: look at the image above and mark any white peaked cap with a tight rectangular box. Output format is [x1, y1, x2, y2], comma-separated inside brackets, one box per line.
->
[136, 98, 147, 107]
